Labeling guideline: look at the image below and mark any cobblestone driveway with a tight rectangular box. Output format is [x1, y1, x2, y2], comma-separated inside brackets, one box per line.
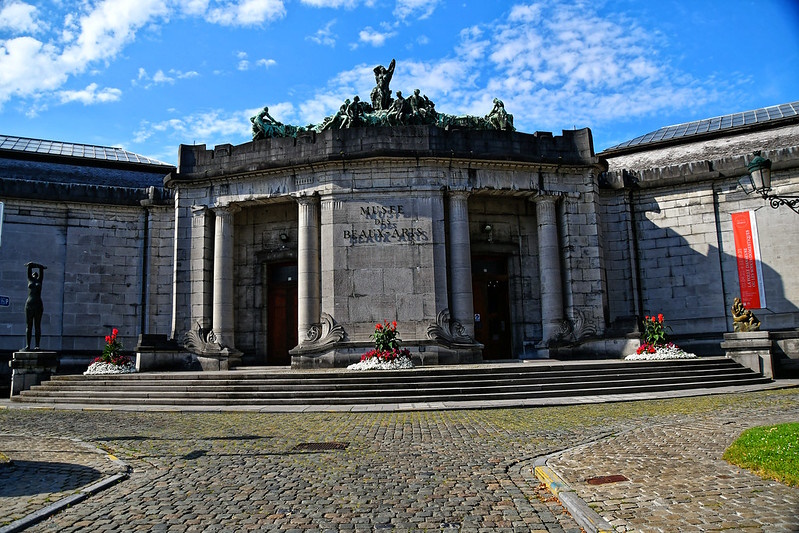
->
[1, 389, 798, 532]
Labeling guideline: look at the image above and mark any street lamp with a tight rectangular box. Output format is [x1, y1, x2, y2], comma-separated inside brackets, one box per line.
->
[740, 151, 799, 214]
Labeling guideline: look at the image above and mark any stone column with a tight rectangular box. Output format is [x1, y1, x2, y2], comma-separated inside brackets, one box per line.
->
[447, 190, 475, 338]
[534, 194, 565, 348]
[297, 195, 321, 345]
[212, 205, 239, 349]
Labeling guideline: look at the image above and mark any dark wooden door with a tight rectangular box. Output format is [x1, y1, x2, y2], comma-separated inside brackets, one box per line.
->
[472, 256, 511, 359]
[267, 262, 297, 366]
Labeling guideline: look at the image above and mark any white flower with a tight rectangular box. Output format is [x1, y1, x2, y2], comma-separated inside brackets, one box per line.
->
[347, 356, 415, 371]
[84, 361, 137, 375]
[625, 345, 697, 361]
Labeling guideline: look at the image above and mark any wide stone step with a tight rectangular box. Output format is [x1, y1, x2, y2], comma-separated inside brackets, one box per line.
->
[15, 376, 772, 406]
[13, 357, 771, 406]
[24, 369, 757, 395]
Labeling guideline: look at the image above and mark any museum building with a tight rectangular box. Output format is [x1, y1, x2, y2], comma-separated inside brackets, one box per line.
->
[1, 93, 798, 371]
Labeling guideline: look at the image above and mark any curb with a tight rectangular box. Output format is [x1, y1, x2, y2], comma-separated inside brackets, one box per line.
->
[0, 442, 130, 533]
[532, 445, 617, 533]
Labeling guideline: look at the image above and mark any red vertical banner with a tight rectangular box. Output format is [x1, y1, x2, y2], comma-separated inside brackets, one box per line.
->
[731, 211, 766, 309]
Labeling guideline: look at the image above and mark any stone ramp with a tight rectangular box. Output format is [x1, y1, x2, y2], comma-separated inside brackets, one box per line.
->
[12, 357, 771, 407]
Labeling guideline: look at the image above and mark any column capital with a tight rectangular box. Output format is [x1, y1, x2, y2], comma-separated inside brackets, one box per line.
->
[448, 189, 471, 200]
[294, 194, 320, 206]
[212, 204, 241, 217]
[530, 191, 565, 204]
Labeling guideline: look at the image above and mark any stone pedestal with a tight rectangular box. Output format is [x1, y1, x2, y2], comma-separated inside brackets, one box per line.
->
[135, 334, 196, 372]
[720, 331, 774, 379]
[9, 351, 58, 397]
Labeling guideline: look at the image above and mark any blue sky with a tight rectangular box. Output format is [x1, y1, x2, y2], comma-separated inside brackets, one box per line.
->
[1, 0, 797, 165]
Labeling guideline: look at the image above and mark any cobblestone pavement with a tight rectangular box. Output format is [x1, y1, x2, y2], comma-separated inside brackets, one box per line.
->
[0, 436, 128, 528]
[547, 405, 799, 532]
[0, 389, 797, 532]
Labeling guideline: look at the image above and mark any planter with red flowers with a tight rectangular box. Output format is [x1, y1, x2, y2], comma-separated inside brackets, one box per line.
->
[84, 328, 137, 375]
[625, 313, 697, 361]
[347, 320, 415, 370]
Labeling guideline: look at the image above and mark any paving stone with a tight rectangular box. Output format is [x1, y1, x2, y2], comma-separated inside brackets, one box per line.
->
[0, 389, 798, 531]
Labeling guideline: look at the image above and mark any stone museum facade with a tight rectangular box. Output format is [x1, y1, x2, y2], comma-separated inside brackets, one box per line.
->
[1, 94, 798, 370]
[168, 126, 606, 367]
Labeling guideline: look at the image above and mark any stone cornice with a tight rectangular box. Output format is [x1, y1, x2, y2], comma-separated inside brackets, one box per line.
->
[167, 126, 601, 187]
[601, 145, 799, 190]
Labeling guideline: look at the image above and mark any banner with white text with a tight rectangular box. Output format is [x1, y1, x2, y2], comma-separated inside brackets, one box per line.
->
[731, 210, 766, 309]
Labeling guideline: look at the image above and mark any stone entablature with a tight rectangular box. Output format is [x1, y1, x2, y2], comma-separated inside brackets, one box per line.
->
[168, 126, 598, 182]
[169, 126, 608, 367]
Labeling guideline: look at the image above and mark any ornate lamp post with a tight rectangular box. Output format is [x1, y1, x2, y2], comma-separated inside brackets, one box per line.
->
[741, 151, 799, 214]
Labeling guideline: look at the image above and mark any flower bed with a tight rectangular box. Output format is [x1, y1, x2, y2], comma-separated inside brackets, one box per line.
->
[348, 320, 415, 371]
[84, 328, 137, 375]
[625, 342, 697, 361]
[624, 314, 697, 361]
[84, 361, 138, 375]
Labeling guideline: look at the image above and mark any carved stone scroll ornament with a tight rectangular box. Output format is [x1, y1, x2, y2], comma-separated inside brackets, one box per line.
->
[554, 307, 599, 344]
[184, 321, 239, 356]
[426, 309, 475, 347]
[303, 312, 346, 348]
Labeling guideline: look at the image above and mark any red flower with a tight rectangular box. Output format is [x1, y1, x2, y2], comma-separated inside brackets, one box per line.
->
[112, 328, 119, 337]
[657, 314, 663, 323]
[375, 323, 383, 330]
[105, 335, 111, 343]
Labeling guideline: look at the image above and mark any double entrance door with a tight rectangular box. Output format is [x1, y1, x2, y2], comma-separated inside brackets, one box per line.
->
[472, 255, 512, 359]
[266, 262, 297, 366]
[264, 257, 512, 363]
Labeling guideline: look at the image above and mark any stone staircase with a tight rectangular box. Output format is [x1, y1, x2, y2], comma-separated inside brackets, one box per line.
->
[11, 357, 772, 407]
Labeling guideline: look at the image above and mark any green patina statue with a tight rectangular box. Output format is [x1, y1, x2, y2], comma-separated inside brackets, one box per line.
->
[249, 59, 515, 140]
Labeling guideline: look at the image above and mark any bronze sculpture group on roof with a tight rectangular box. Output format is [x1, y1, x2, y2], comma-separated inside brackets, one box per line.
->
[251, 59, 515, 141]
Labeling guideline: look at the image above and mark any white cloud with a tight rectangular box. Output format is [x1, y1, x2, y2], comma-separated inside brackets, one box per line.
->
[307, 19, 337, 47]
[0, 1, 43, 33]
[299, 0, 358, 6]
[134, 68, 199, 88]
[0, 0, 171, 107]
[358, 26, 396, 47]
[256, 58, 276, 68]
[133, 107, 256, 147]
[59, 83, 122, 105]
[394, 0, 439, 21]
[0, 37, 68, 101]
[206, 0, 286, 26]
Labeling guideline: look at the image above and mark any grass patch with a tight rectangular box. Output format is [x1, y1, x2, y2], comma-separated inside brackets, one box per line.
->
[723, 422, 799, 486]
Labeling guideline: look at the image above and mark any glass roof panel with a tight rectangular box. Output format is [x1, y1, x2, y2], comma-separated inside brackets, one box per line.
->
[0, 134, 170, 167]
[604, 100, 799, 152]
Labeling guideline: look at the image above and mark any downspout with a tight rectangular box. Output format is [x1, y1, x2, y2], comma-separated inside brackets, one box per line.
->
[712, 179, 731, 332]
[139, 187, 154, 336]
[627, 177, 644, 320]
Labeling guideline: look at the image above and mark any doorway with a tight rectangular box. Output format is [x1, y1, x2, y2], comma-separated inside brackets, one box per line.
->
[472, 255, 512, 359]
[266, 262, 298, 366]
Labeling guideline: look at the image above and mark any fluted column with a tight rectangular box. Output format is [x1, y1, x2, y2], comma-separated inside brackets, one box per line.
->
[297, 195, 321, 345]
[534, 194, 564, 347]
[447, 190, 475, 338]
[212, 205, 239, 349]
